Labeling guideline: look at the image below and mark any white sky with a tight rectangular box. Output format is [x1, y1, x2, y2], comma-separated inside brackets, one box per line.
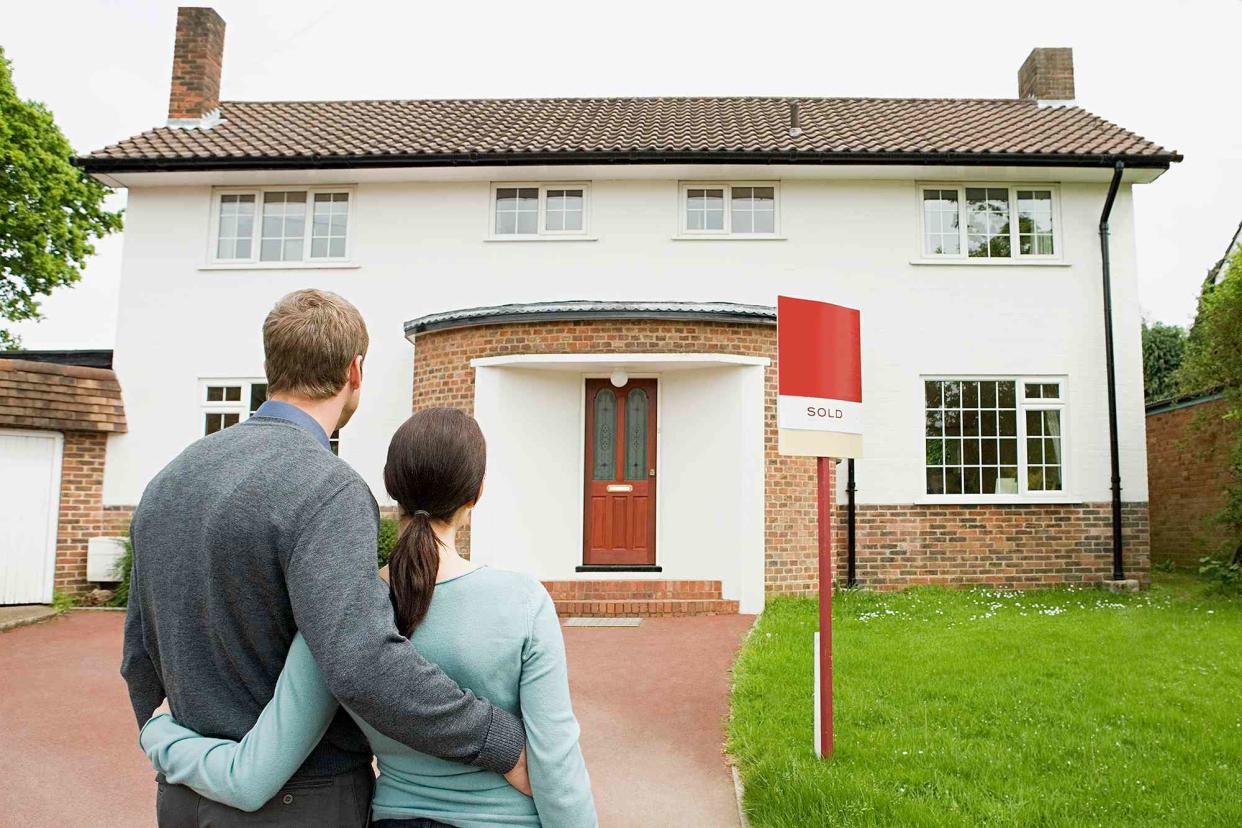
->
[5, 0, 1239, 348]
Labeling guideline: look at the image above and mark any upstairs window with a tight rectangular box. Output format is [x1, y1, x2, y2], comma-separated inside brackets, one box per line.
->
[212, 188, 353, 264]
[681, 183, 779, 236]
[920, 185, 1058, 259]
[491, 184, 589, 237]
[201, 379, 339, 454]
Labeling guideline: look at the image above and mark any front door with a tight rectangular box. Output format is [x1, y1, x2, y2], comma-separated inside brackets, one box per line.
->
[583, 378, 657, 566]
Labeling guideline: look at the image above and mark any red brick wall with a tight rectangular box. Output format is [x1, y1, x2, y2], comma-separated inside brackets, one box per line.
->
[1146, 398, 1236, 566]
[832, 500, 1150, 589]
[410, 318, 823, 594]
[53, 431, 112, 595]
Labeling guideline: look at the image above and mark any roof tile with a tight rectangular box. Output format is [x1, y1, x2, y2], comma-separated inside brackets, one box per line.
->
[81, 97, 1179, 169]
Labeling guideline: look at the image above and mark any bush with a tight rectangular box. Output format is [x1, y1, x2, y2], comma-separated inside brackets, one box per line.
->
[378, 517, 400, 568]
[106, 536, 133, 607]
[1199, 555, 1242, 594]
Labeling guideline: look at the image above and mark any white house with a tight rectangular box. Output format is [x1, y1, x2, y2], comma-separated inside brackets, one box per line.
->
[44, 8, 1183, 613]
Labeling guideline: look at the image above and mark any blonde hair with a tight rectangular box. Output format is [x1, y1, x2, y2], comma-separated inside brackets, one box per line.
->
[262, 289, 369, 399]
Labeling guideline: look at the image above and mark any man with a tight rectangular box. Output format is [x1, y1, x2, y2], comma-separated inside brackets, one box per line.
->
[122, 289, 528, 826]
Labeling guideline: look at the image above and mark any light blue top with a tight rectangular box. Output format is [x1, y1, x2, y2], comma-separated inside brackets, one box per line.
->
[139, 567, 597, 827]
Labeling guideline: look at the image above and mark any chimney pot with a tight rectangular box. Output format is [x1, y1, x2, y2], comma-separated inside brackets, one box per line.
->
[1018, 47, 1075, 102]
[167, 7, 225, 123]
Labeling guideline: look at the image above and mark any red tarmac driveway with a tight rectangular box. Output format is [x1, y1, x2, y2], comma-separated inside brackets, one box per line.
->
[0, 611, 753, 827]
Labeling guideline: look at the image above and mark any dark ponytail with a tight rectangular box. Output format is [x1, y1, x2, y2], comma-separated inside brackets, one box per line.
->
[383, 408, 486, 636]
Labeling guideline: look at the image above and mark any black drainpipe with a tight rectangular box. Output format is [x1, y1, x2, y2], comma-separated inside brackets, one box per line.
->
[1099, 160, 1126, 581]
[846, 459, 857, 587]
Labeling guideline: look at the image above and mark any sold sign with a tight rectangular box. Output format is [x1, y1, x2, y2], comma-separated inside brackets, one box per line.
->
[777, 295, 863, 459]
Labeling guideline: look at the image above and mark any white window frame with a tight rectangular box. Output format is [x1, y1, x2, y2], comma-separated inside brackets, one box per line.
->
[678, 182, 781, 238]
[920, 374, 1070, 504]
[208, 186, 356, 265]
[488, 182, 591, 239]
[915, 183, 1062, 262]
[199, 378, 340, 454]
[200, 379, 262, 437]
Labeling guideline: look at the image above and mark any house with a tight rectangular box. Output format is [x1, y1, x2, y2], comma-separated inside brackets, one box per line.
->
[31, 7, 1181, 614]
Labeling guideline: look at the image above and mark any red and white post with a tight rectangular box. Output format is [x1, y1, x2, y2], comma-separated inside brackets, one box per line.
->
[815, 456, 834, 758]
[775, 295, 862, 761]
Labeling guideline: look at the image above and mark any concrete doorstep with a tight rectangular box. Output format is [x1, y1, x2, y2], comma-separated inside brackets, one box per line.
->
[0, 605, 58, 632]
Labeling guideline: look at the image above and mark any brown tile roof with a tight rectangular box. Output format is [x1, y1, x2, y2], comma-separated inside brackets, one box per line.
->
[80, 97, 1179, 172]
[0, 360, 127, 434]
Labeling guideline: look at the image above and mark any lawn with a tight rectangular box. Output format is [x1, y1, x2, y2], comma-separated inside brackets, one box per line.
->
[727, 574, 1242, 827]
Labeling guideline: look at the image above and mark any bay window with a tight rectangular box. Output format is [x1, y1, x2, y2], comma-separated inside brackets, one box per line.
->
[924, 377, 1066, 497]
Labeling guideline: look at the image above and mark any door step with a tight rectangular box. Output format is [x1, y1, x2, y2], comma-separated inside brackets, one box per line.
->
[552, 598, 739, 618]
[544, 579, 736, 617]
[543, 579, 723, 602]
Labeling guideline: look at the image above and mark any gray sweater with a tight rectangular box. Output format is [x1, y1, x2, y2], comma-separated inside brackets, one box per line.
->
[121, 414, 525, 778]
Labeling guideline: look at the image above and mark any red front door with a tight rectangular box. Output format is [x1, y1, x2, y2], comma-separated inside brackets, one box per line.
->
[583, 378, 657, 566]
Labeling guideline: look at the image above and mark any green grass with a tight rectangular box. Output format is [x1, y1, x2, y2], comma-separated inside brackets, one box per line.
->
[727, 574, 1242, 827]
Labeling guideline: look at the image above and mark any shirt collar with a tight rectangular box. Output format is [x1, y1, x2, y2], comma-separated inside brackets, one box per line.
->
[252, 400, 332, 451]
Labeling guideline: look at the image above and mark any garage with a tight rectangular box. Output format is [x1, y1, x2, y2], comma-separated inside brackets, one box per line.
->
[0, 356, 127, 603]
[0, 431, 64, 604]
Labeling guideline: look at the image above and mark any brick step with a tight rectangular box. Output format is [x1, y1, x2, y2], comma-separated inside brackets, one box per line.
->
[553, 598, 740, 618]
[542, 579, 722, 601]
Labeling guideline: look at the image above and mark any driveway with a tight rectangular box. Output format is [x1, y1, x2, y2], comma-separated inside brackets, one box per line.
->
[0, 611, 753, 826]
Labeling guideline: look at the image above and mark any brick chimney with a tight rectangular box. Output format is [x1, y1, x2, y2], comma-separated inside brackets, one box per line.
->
[1018, 47, 1075, 102]
[167, 7, 225, 124]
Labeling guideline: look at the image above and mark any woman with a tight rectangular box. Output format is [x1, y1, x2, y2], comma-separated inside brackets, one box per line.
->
[138, 408, 597, 827]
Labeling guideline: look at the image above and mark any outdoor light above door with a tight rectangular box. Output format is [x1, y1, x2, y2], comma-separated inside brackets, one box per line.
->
[609, 367, 628, 388]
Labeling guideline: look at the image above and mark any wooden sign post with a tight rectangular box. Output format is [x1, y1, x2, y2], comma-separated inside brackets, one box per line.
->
[776, 295, 863, 759]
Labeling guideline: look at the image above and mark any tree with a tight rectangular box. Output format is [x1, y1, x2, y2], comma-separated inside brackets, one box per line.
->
[1141, 320, 1187, 403]
[0, 47, 122, 349]
[1178, 248, 1242, 565]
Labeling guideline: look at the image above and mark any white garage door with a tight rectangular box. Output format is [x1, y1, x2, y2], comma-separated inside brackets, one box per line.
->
[0, 431, 63, 605]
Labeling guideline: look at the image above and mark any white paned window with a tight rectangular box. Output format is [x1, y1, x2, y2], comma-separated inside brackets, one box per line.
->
[921, 189, 960, 255]
[200, 379, 339, 454]
[924, 377, 1066, 497]
[491, 184, 590, 237]
[919, 184, 1058, 259]
[261, 191, 307, 262]
[215, 194, 256, 259]
[311, 193, 350, 258]
[211, 188, 352, 264]
[680, 183, 780, 236]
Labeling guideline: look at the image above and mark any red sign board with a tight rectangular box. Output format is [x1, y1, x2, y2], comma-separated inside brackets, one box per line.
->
[777, 296, 863, 458]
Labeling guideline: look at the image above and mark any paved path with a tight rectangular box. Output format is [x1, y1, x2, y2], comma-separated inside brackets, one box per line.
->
[0, 611, 753, 826]
[0, 604, 58, 631]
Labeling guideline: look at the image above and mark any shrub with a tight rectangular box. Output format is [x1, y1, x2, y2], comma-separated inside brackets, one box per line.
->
[106, 536, 133, 607]
[378, 517, 400, 568]
[1199, 555, 1242, 594]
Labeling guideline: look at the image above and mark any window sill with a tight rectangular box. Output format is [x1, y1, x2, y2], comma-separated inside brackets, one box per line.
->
[672, 234, 787, 242]
[484, 235, 599, 243]
[914, 494, 1084, 506]
[909, 258, 1070, 267]
[199, 262, 361, 271]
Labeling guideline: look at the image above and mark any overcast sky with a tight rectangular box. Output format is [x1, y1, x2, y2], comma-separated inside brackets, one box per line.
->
[5, 0, 1239, 348]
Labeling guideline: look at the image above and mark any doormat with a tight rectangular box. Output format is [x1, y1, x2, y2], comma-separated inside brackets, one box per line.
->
[564, 617, 642, 627]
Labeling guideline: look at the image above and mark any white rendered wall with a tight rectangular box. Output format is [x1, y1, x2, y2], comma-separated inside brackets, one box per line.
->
[103, 170, 1152, 516]
[470, 364, 767, 613]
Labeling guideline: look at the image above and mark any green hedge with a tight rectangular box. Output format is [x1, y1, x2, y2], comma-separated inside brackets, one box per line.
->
[377, 517, 400, 568]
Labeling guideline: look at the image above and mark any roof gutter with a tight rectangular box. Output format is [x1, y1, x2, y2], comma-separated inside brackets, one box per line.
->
[77, 149, 1180, 175]
[1098, 160, 1126, 582]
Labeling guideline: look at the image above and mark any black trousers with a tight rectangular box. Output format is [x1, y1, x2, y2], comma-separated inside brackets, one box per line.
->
[156, 766, 374, 827]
